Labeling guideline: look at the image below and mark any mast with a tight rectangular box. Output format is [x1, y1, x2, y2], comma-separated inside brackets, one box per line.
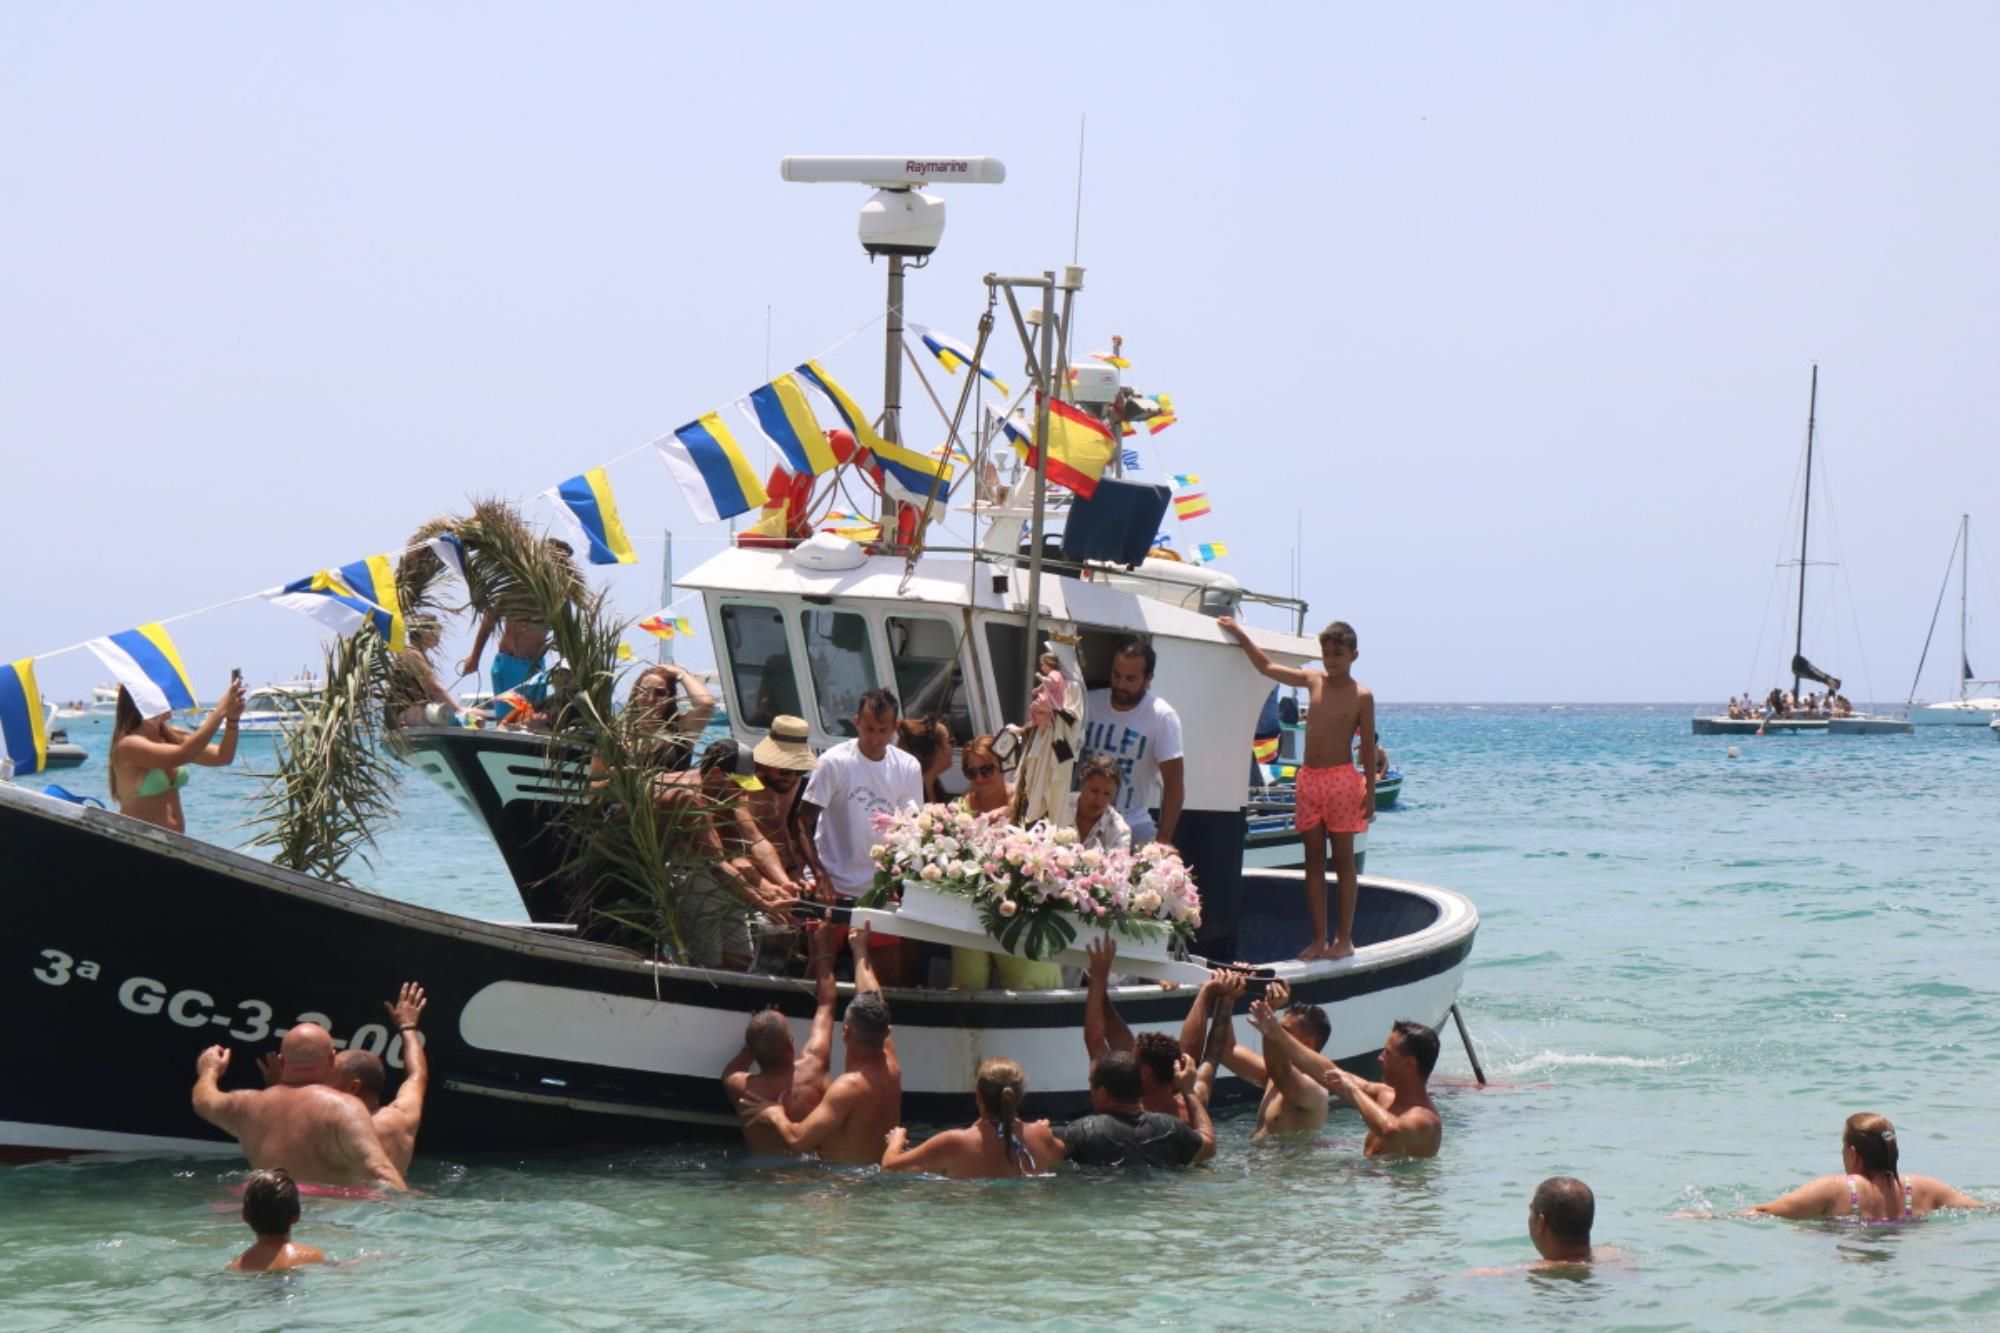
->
[1959, 513, 1970, 700]
[1792, 364, 1818, 700]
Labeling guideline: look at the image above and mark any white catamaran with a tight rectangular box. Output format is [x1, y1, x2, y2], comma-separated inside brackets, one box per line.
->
[1906, 514, 2000, 726]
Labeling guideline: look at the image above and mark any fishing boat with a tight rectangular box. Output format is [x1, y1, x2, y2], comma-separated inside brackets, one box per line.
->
[1692, 367, 1911, 737]
[1906, 515, 2000, 726]
[0, 154, 1475, 1160]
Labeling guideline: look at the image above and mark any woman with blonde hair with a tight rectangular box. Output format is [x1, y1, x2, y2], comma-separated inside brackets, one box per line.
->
[881, 1058, 1061, 1179]
[1748, 1113, 1986, 1221]
[955, 734, 1011, 817]
[108, 677, 246, 833]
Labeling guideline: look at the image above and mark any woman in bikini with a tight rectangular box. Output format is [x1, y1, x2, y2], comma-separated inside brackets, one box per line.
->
[1747, 1112, 1986, 1221]
[881, 1058, 1060, 1179]
[108, 677, 246, 833]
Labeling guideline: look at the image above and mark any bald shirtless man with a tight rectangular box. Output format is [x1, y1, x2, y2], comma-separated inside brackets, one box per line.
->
[735, 923, 901, 1164]
[192, 1025, 406, 1191]
[1177, 971, 1330, 1139]
[330, 982, 430, 1176]
[1314, 1020, 1443, 1158]
[722, 928, 838, 1153]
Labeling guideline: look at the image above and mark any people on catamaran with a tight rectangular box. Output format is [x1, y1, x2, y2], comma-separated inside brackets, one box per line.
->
[386, 616, 462, 728]
[895, 713, 954, 805]
[1063, 753, 1132, 853]
[1048, 1049, 1215, 1170]
[459, 536, 576, 696]
[326, 982, 430, 1176]
[1314, 1019, 1443, 1159]
[1082, 939, 1193, 1123]
[745, 715, 819, 888]
[798, 688, 922, 982]
[1217, 616, 1375, 960]
[734, 924, 902, 1164]
[880, 1057, 1063, 1179]
[1177, 970, 1331, 1140]
[108, 677, 246, 833]
[1081, 639, 1185, 849]
[723, 927, 839, 1153]
[226, 1169, 326, 1273]
[191, 1026, 407, 1191]
[652, 739, 800, 970]
[1833, 693, 1853, 717]
[1745, 1113, 1987, 1220]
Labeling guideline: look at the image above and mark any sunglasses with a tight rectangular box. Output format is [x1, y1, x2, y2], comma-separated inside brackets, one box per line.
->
[965, 764, 998, 778]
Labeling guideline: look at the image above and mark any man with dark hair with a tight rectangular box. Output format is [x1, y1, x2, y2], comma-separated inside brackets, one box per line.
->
[1178, 970, 1331, 1139]
[1472, 1177, 1632, 1274]
[329, 982, 429, 1175]
[737, 924, 903, 1163]
[1081, 639, 1184, 847]
[227, 1168, 326, 1272]
[1082, 938, 1193, 1122]
[799, 689, 923, 982]
[1049, 1049, 1215, 1169]
[722, 927, 839, 1153]
[1314, 1020, 1443, 1158]
[193, 1027, 406, 1191]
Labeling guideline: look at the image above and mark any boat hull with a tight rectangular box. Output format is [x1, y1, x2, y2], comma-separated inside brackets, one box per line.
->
[0, 782, 1475, 1160]
[1908, 699, 2000, 726]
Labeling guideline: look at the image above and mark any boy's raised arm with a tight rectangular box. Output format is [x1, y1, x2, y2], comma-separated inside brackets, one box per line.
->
[1216, 617, 1312, 688]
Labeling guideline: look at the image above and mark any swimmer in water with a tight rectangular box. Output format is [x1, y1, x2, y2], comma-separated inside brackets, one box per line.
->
[193, 1026, 406, 1191]
[722, 926, 840, 1154]
[226, 1168, 326, 1272]
[880, 1058, 1064, 1179]
[1746, 1113, 1987, 1221]
[1314, 1020, 1443, 1159]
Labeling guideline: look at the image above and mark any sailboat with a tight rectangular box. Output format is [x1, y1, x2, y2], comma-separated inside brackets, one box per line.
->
[1692, 367, 1912, 736]
[1906, 515, 2000, 725]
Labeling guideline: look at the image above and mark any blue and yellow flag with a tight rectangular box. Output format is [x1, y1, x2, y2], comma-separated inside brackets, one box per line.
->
[266, 569, 402, 651]
[548, 468, 639, 567]
[793, 359, 954, 505]
[742, 378, 838, 476]
[794, 360, 889, 456]
[907, 323, 1010, 396]
[0, 657, 50, 776]
[656, 414, 769, 523]
[336, 554, 408, 652]
[85, 623, 198, 720]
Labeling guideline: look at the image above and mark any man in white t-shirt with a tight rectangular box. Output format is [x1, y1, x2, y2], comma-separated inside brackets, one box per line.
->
[1081, 640, 1185, 847]
[800, 687, 924, 984]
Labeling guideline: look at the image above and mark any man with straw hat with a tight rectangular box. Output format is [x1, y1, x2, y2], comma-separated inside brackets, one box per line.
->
[747, 715, 819, 890]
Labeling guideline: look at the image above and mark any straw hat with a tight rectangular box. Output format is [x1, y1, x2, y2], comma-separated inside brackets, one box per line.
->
[751, 715, 818, 772]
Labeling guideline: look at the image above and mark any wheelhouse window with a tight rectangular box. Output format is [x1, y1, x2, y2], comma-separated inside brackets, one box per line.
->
[886, 615, 973, 742]
[984, 620, 1029, 729]
[720, 604, 800, 729]
[802, 608, 879, 738]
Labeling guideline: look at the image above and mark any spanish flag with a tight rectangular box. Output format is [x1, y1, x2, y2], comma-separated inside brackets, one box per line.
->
[547, 469, 639, 567]
[1016, 394, 1117, 499]
[1252, 735, 1279, 763]
[1174, 493, 1211, 521]
[0, 657, 49, 776]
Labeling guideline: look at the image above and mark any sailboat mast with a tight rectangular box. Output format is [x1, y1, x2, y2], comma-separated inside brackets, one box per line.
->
[1792, 364, 1818, 700]
[1960, 513, 1970, 701]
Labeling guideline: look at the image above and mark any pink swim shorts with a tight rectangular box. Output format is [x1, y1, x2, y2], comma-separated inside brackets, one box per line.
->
[1294, 764, 1368, 835]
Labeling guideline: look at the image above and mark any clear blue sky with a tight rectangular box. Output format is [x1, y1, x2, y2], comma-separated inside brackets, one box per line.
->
[6, 3, 1997, 703]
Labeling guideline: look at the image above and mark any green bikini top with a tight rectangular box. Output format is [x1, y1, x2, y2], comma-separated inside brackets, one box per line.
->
[135, 767, 190, 798]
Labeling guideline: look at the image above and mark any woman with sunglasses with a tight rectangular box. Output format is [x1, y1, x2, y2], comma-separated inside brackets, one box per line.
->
[955, 735, 1012, 818]
[949, 736, 1059, 990]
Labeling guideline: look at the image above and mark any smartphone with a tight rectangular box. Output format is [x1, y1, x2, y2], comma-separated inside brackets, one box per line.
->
[231, 667, 242, 684]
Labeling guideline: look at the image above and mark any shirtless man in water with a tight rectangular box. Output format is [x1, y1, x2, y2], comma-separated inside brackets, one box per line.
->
[193, 1025, 406, 1191]
[1177, 970, 1330, 1139]
[1218, 616, 1374, 959]
[329, 982, 430, 1176]
[1315, 1020, 1443, 1158]
[736, 924, 901, 1164]
[722, 928, 839, 1153]
[1083, 939, 1194, 1123]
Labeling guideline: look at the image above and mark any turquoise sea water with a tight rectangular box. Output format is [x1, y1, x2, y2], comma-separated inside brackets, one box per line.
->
[5, 706, 1998, 1330]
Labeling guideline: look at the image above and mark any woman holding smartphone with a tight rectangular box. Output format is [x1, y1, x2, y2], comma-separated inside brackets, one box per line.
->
[108, 675, 246, 833]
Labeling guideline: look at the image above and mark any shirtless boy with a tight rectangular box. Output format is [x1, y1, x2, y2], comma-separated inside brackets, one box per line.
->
[735, 924, 902, 1163]
[1218, 617, 1374, 959]
[226, 1168, 326, 1272]
[722, 928, 839, 1153]
[460, 538, 575, 696]
[1176, 971, 1331, 1139]
[192, 1027, 407, 1191]
[329, 982, 430, 1176]
[1314, 1020, 1443, 1158]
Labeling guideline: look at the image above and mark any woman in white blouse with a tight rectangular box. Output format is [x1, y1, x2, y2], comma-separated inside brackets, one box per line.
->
[1065, 753, 1131, 852]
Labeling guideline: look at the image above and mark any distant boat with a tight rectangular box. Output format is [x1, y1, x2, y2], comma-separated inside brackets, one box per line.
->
[1906, 514, 2000, 726]
[39, 703, 87, 769]
[233, 679, 325, 737]
[50, 685, 119, 731]
[1692, 367, 1911, 737]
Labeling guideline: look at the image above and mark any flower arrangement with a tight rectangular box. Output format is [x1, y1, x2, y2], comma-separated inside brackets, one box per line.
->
[864, 805, 1203, 962]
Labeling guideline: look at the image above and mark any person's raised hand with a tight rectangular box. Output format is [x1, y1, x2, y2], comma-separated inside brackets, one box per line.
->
[197, 1045, 231, 1078]
[1247, 999, 1279, 1035]
[851, 921, 872, 956]
[1172, 1053, 1199, 1095]
[256, 1052, 282, 1086]
[1213, 970, 1249, 1005]
[884, 1126, 909, 1157]
[1216, 616, 1241, 640]
[1266, 978, 1292, 1010]
[219, 677, 247, 721]
[1086, 936, 1116, 981]
[385, 981, 427, 1030]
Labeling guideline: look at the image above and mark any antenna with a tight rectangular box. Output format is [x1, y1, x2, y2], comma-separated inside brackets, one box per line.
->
[1071, 115, 1087, 265]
